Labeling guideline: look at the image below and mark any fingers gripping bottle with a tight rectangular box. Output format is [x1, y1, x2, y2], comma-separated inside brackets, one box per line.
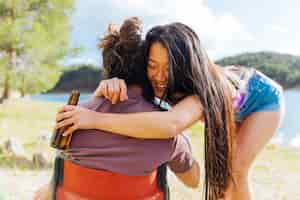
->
[50, 90, 80, 150]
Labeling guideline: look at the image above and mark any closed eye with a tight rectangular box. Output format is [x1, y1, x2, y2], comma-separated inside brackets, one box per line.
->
[148, 63, 156, 69]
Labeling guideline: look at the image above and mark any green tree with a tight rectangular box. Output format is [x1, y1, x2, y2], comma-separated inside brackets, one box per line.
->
[0, 0, 74, 102]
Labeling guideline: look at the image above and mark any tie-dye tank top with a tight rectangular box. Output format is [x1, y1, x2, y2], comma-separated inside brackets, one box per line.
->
[224, 65, 255, 112]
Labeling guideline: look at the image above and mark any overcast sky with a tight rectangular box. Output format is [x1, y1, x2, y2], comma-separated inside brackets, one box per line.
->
[66, 0, 300, 66]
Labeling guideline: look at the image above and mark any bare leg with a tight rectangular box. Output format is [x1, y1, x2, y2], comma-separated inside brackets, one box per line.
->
[225, 108, 284, 200]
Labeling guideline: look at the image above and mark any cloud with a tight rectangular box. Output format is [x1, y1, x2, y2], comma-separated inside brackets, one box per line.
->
[279, 48, 300, 56]
[271, 25, 289, 33]
[110, 0, 254, 59]
[70, 0, 254, 62]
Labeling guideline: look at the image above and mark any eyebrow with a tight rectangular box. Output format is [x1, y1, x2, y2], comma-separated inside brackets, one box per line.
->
[148, 58, 168, 66]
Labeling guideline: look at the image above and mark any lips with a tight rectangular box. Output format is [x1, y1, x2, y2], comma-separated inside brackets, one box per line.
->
[154, 85, 166, 91]
[150, 81, 167, 95]
[153, 82, 166, 87]
[157, 85, 166, 88]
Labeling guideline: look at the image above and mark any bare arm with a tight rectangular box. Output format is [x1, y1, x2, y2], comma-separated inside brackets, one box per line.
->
[167, 133, 200, 188]
[90, 95, 203, 138]
[56, 77, 203, 139]
[174, 159, 200, 188]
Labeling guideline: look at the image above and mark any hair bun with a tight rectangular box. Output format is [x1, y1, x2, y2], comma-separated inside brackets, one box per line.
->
[98, 24, 120, 49]
[118, 17, 142, 53]
[98, 17, 142, 52]
[119, 17, 142, 44]
[99, 17, 144, 82]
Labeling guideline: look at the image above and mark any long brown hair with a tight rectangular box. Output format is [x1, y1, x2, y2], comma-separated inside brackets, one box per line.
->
[145, 23, 236, 199]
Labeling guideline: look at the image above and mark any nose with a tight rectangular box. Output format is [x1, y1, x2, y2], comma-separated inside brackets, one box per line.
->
[155, 68, 168, 82]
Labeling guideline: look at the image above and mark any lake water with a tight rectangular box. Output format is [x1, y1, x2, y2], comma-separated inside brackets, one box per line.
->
[32, 90, 300, 148]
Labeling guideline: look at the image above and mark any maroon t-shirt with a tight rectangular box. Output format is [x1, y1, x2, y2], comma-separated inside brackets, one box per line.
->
[65, 87, 193, 176]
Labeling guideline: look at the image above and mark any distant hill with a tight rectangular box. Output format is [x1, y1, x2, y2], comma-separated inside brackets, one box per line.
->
[48, 64, 103, 93]
[216, 51, 300, 88]
[49, 52, 300, 93]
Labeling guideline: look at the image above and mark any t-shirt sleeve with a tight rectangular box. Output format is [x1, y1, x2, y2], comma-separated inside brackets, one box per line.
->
[167, 133, 194, 173]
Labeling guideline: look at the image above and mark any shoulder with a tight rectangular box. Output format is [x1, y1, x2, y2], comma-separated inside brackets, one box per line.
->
[79, 96, 105, 110]
[111, 97, 160, 113]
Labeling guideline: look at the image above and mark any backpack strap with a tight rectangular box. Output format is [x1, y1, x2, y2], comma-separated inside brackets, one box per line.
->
[157, 164, 170, 200]
[50, 154, 64, 200]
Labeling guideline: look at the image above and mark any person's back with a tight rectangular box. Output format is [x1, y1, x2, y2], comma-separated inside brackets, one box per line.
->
[54, 17, 194, 200]
[69, 87, 177, 175]
[57, 86, 192, 199]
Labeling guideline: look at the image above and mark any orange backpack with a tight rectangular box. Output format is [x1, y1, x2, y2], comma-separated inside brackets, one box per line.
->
[51, 158, 169, 200]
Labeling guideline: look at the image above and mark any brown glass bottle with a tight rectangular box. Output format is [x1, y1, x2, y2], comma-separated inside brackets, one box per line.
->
[50, 90, 80, 150]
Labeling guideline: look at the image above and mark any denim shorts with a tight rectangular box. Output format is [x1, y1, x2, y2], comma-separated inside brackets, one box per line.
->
[235, 69, 284, 122]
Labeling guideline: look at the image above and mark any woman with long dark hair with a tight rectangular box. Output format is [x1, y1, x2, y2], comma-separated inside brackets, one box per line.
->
[56, 22, 285, 200]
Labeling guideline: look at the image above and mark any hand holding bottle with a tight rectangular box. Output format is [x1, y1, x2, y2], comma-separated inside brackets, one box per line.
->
[55, 105, 99, 137]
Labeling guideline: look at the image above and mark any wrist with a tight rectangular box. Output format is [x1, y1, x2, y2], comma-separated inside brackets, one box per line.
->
[91, 111, 103, 130]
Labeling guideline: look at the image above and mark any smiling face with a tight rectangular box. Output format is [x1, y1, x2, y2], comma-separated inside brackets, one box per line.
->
[147, 42, 169, 98]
